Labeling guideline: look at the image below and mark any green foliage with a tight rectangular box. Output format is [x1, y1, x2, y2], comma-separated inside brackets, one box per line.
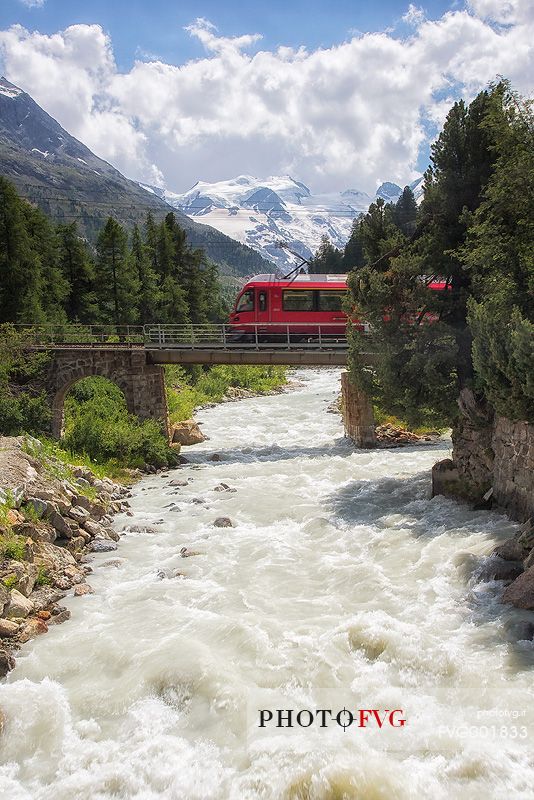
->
[1, 574, 18, 590]
[0, 534, 26, 562]
[0, 324, 51, 435]
[36, 566, 51, 586]
[165, 364, 287, 424]
[95, 217, 140, 325]
[309, 235, 344, 274]
[62, 376, 174, 468]
[469, 303, 534, 421]
[347, 84, 515, 427]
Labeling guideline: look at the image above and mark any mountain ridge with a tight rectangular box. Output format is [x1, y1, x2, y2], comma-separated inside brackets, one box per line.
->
[148, 174, 423, 271]
[0, 77, 270, 278]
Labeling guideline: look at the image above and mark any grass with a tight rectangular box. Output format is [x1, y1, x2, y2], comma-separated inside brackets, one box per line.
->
[23, 435, 131, 485]
[166, 364, 288, 425]
[373, 406, 447, 436]
[0, 533, 26, 562]
[36, 566, 51, 586]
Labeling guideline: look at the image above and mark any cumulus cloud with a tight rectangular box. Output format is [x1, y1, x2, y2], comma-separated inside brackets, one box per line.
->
[0, 3, 533, 194]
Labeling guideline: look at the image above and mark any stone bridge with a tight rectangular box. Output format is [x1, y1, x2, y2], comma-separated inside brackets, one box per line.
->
[46, 349, 170, 441]
[32, 328, 376, 447]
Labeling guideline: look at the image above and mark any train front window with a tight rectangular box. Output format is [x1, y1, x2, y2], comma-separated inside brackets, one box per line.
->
[317, 291, 346, 312]
[282, 290, 314, 311]
[258, 291, 267, 312]
[236, 290, 254, 312]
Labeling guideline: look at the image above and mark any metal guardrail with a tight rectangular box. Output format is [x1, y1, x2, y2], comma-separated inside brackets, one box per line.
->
[12, 323, 367, 351]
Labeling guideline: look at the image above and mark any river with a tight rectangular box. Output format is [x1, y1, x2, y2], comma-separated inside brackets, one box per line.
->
[1, 368, 534, 799]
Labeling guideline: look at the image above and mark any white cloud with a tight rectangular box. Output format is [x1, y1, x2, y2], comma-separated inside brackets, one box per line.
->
[402, 4, 426, 27]
[18, 0, 46, 8]
[0, 4, 533, 195]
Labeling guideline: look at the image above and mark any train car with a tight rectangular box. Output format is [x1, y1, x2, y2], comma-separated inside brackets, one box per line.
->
[228, 272, 449, 341]
[228, 273, 354, 341]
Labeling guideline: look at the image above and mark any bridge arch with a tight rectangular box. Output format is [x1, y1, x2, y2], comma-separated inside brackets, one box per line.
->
[45, 350, 170, 441]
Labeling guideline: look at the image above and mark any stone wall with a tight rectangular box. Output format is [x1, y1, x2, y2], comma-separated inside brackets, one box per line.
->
[43, 349, 170, 441]
[492, 417, 534, 522]
[340, 371, 376, 448]
[433, 389, 534, 522]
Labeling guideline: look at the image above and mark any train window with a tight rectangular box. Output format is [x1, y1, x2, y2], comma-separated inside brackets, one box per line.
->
[282, 290, 314, 311]
[317, 291, 346, 312]
[236, 290, 254, 312]
[258, 291, 267, 312]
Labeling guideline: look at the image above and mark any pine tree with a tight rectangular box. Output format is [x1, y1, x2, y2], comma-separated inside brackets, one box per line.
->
[0, 177, 45, 324]
[155, 216, 189, 324]
[343, 217, 366, 271]
[57, 223, 98, 323]
[392, 186, 418, 235]
[309, 235, 344, 274]
[131, 224, 160, 324]
[22, 204, 68, 323]
[95, 217, 140, 326]
[347, 85, 506, 426]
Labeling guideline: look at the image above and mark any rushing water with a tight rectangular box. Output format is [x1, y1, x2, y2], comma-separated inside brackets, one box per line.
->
[1, 368, 534, 800]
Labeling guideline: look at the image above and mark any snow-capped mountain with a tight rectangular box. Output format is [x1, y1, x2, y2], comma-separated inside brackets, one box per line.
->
[147, 175, 422, 271]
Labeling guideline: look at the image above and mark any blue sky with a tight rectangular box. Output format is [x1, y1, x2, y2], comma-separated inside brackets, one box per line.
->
[2, 1, 458, 71]
[0, 1, 531, 194]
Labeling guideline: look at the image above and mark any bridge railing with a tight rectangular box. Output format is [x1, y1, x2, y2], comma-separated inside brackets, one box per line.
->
[144, 323, 353, 349]
[12, 323, 364, 350]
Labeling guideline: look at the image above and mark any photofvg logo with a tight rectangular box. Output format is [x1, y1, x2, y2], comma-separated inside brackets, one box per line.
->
[259, 707, 406, 731]
[246, 688, 533, 754]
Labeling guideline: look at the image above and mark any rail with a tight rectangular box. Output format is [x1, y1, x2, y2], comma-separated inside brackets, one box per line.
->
[12, 323, 366, 351]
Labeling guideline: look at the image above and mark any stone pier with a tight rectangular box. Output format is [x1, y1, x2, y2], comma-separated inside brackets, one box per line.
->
[44, 349, 170, 441]
[340, 370, 376, 448]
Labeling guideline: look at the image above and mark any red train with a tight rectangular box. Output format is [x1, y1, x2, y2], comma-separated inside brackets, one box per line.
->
[228, 272, 447, 341]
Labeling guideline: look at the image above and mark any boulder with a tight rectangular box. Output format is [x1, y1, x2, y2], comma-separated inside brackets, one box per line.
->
[18, 617, 48, 643]
[68, 505, 91, 524]
[209, 453, 222, 462]
[0, 619, 19, 637]
[73, 583, 94, 596]
[478, 557, 524, 583]
[25, 497, 48, 518]
[0, 649, 16, 678]
[89, 539, 118, 553]
[493, 537, 529, 562]
[168, 479, 188, 487]
[213, 517, 235, 528]
[6, 589, 33, 619]
[83, 519, 107, 538]
[502, 566, 534, 610]
[47, 508, 73, 538]
[172, 420, 206, 446]
[0, 585, 10, 615]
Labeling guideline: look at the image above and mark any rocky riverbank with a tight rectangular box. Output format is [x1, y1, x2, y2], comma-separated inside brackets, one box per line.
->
[0, 436, 132, 678]
[486, 518, 534, 610]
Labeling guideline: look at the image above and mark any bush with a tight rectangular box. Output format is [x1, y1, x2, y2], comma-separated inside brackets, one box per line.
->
[62, 376, 174, 468]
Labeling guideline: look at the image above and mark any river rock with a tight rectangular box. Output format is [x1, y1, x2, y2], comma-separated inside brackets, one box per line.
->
[0, 649, 16, 678]
[492, 537, 528, 562]
[180, 547, 201, 557]
[47, 508, 73, 538]
[502, 566, 534, 610]
[89, 539, 118, 553]
[478, 557, 524, 583]
[0, 585, 9, 616]
[213, 517, 234, 528]
[209, 453, 222, 462]
[68, 505, 91, 524]
[168, 479, 188, 487]
[48, 608, 71, 625]
[213, 483, 237, 493]
[83, 519, 107, 538]
[73, 583, 94, 596]
[30, 586, 66, 612]
[18, 617, 48, 643]
[0, 619, 19, 637]
[25, 497, 48, 518]
[6, 589, 33, 619]
[172, 420, 206, 446]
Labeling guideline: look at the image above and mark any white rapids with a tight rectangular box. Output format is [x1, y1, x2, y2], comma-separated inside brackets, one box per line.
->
[1, 368, 534, 799]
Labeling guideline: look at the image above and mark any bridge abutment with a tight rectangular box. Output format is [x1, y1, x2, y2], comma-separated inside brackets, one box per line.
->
[46, 350, 170, 442]
[340, 370, 376, 448]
